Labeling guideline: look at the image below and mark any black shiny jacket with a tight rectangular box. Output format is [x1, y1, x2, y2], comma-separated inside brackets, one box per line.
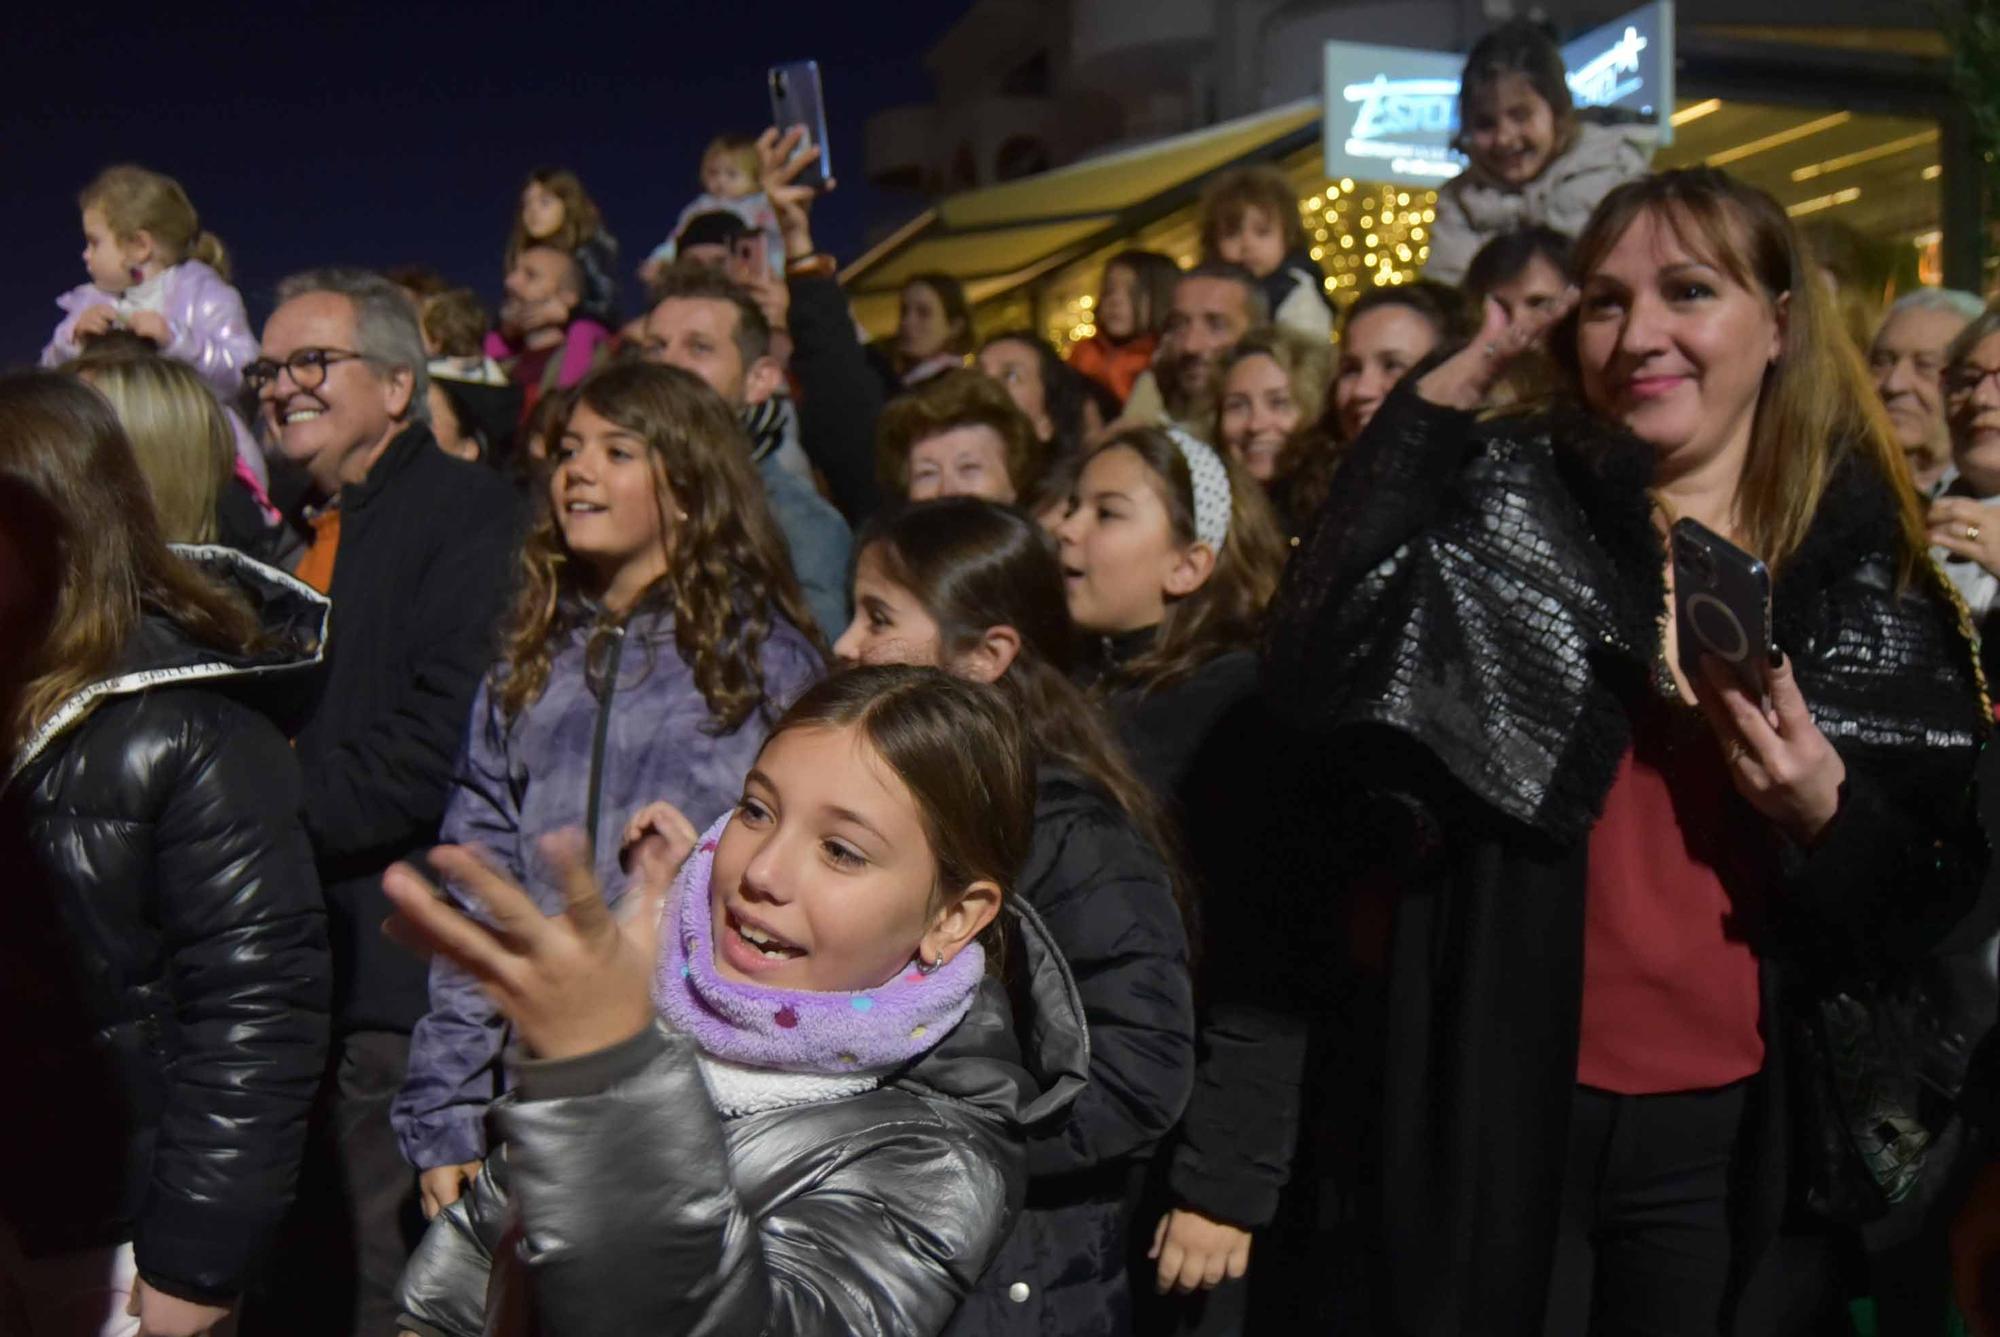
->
[0, 548, 332, 1303]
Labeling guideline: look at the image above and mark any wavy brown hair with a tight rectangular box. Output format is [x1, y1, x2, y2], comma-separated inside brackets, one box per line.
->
[505, 167, 606, 264]
[1, 371, 258, 755]
[493, 362, 825, 732]
[857, 499, 1188, 913]
[1084, 427, 1288, 694]
[1554, 167, 1927, 580]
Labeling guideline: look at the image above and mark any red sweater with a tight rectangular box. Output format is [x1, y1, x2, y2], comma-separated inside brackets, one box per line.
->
[1577, 702, 1767, 1094]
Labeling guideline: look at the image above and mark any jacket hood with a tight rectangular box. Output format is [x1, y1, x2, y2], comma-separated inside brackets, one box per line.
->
[892, 899, 1089, 1135]
[9, 546, 328, 785]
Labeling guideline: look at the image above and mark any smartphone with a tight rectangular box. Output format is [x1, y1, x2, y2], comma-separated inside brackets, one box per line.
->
[1671, 518, 1772, 702]
[768, 60, 832, 190]
[732, 231, 769, 279]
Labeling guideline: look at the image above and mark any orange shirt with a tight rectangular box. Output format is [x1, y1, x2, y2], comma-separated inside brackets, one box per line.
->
[295, 507, 342, 595]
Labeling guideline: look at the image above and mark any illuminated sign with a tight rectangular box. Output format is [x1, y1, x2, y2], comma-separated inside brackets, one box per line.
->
[1323, 2, 1674, 187]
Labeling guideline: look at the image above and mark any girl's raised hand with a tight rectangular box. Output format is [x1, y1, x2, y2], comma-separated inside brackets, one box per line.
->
[756, 126, 831, 261]
[382, 832, 663, 1062]
[621, 800, 699, 886]
[1414, 290, 1577, 412]
[73, 305, 120, 340]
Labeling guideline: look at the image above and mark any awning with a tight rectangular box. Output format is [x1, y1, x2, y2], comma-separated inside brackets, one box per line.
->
[840, 98, 1323, 330]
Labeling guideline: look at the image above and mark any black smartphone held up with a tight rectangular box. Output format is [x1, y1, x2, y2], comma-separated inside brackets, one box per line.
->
[1671, 518, 1772, 703]
[768, 60, 832, 190]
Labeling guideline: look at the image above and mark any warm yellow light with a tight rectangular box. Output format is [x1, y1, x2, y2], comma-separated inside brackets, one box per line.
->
[1791, 129, 1939, 182]
[1412, 227, 1426, 240]
[1707, 112, 1852, 168]
[1785, 186, 1862, 217]
[1340, 178, 1355, 191]
[1671, 98, 1722, 128]
[1923, 164, 1943, 180]
[1311, 246, 1324, 260]
[1080, 295, 1094, 308]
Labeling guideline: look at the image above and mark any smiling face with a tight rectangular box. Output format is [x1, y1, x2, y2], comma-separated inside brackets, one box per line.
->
[907, 424, 1016, 504]
[702, 150, 756, 200]
[1054, 444, 1205, 634]
[834, 544, 946, 668]
[259, 291, 410, 496]
[709, 723, 945, 991]
[1219, 352, 1301, 482]
[1574, 207, 1783, 490]
[1335, 305, 1440, 441]
[1213, 205, 1288, 280]
[1871, 304, 1968, 457]
[1461, 72, 1560, 187]
[81, 206, 143, 293]
[1948, 330, 2000, 495]
[521, 182, 567, 242]
[977, 340, 1053, 442]
[551, 401, 673, 610]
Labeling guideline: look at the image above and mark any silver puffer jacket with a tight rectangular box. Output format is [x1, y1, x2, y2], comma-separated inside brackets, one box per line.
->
[395, 902, 1089, 1337]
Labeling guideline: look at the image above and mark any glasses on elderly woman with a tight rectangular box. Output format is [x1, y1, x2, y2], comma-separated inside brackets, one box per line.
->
[1944, 363, 2000, 399]
[243, 347, 378, 394]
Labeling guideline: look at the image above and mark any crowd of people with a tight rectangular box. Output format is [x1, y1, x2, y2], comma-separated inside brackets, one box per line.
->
[6, 16, 2000, 1337]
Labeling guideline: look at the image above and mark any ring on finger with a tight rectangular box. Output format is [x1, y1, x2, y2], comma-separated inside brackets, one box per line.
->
[1723, 738, 1749, 764]
[1969, 523, 1982, 542]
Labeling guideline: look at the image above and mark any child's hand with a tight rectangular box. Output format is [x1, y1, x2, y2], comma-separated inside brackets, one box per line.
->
[419, 1159, 483, 1220]
[621, 801, 699, 890]
[1149, 1207, 1253, 1293]
[757, 126, 830, 261]
[382, 832, 664, 1062]
[125, 310, 171, 345]
[72, 304, 121, 340]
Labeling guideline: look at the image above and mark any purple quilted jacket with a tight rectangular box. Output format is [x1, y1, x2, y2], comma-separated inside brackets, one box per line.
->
[390, 606, 824, 1170]
[43, 260, 260, 402]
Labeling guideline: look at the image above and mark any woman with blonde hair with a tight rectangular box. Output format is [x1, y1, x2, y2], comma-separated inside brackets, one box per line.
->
[68, 339, 290, 563]
[391, 361, 823, 1216]
[1268, 166, 1990, 1332]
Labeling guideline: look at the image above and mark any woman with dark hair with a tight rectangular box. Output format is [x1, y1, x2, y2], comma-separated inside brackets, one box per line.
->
[0, 370, 331, 1336]
[1269, 167, 1989, 1333]
[875, 272, 973, 393]
[1462, 224, 1574, 320]
[1424, 18, 1653, 284]
[391, 361, 824, 1216]
[979, 329, 1098, 461]
[835, 498, 1194, 1335]
[1069, 250, 1182, 408]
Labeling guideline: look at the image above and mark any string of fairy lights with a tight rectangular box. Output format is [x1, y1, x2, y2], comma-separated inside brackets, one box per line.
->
[1046, 178, 1439, 353]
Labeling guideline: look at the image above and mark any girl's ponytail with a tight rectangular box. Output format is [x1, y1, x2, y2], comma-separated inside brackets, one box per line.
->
[186, 230, 231, 282]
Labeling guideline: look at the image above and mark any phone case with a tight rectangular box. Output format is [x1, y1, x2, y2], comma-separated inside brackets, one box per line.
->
[769, 61, 831, 189]
[1671, 518, 1771, 699]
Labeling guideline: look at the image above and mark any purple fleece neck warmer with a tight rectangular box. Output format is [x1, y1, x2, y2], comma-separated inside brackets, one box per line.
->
[653, 815, 985, 1074]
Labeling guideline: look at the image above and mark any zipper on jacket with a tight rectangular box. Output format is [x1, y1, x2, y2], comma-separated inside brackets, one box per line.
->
[584, 627, 625, 863]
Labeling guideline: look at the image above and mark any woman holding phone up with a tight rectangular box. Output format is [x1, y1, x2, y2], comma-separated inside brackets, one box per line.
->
[1265, 167, 1989, 1335]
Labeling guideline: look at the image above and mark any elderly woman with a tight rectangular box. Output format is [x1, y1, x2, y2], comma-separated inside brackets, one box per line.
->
[1930, 304, 2000, 684]
[1872, 288, 1985, 496]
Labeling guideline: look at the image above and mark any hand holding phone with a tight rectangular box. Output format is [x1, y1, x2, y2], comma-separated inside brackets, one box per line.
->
[768, 61, 832, 191]
[1671, 518, 1771, 705]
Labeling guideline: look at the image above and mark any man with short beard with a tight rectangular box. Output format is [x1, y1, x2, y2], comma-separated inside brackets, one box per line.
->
[494, 244, 610, 421]
[1119, 263, 1270, 440]
[241, 268, 520, 1337]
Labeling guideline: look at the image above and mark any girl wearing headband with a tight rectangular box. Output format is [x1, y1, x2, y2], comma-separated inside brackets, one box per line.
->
[1054, 427, 1334, 1324]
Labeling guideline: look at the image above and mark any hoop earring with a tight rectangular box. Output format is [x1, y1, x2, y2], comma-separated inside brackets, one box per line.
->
[916, 950, 943, 976]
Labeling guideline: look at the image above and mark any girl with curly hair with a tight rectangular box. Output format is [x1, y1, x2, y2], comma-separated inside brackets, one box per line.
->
[391, 361, 824, 1213]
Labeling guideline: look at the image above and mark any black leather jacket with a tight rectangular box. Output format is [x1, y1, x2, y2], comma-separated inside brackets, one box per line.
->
[0, 548, 332, 1302]
[396, 901, 1089, 1337]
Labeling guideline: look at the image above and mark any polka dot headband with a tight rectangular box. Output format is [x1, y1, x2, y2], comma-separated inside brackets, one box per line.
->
[1164, 425, 1233, 551]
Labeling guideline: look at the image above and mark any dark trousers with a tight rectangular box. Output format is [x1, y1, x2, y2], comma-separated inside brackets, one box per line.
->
[1545, 1081, 1749, 1337]
[241, 1030, 422, 1337]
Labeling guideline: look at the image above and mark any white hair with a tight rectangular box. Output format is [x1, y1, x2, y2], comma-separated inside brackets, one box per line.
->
[1877, 287, 1986, 337]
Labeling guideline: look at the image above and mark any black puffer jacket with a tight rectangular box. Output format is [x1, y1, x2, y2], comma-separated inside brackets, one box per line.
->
[0, 548, 332, 1303]
[949, 767, 1195, 1335]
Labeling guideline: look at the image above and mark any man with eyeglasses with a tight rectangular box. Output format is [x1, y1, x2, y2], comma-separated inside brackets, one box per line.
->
[240, 268, 520, 1337]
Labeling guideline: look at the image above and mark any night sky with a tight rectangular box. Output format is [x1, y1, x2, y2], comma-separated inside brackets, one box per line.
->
[7, 1, 974, 362]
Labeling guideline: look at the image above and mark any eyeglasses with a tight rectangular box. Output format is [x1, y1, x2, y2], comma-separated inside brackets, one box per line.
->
[1945, 364, 2000, 398]
[243, 347, 376, 394]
